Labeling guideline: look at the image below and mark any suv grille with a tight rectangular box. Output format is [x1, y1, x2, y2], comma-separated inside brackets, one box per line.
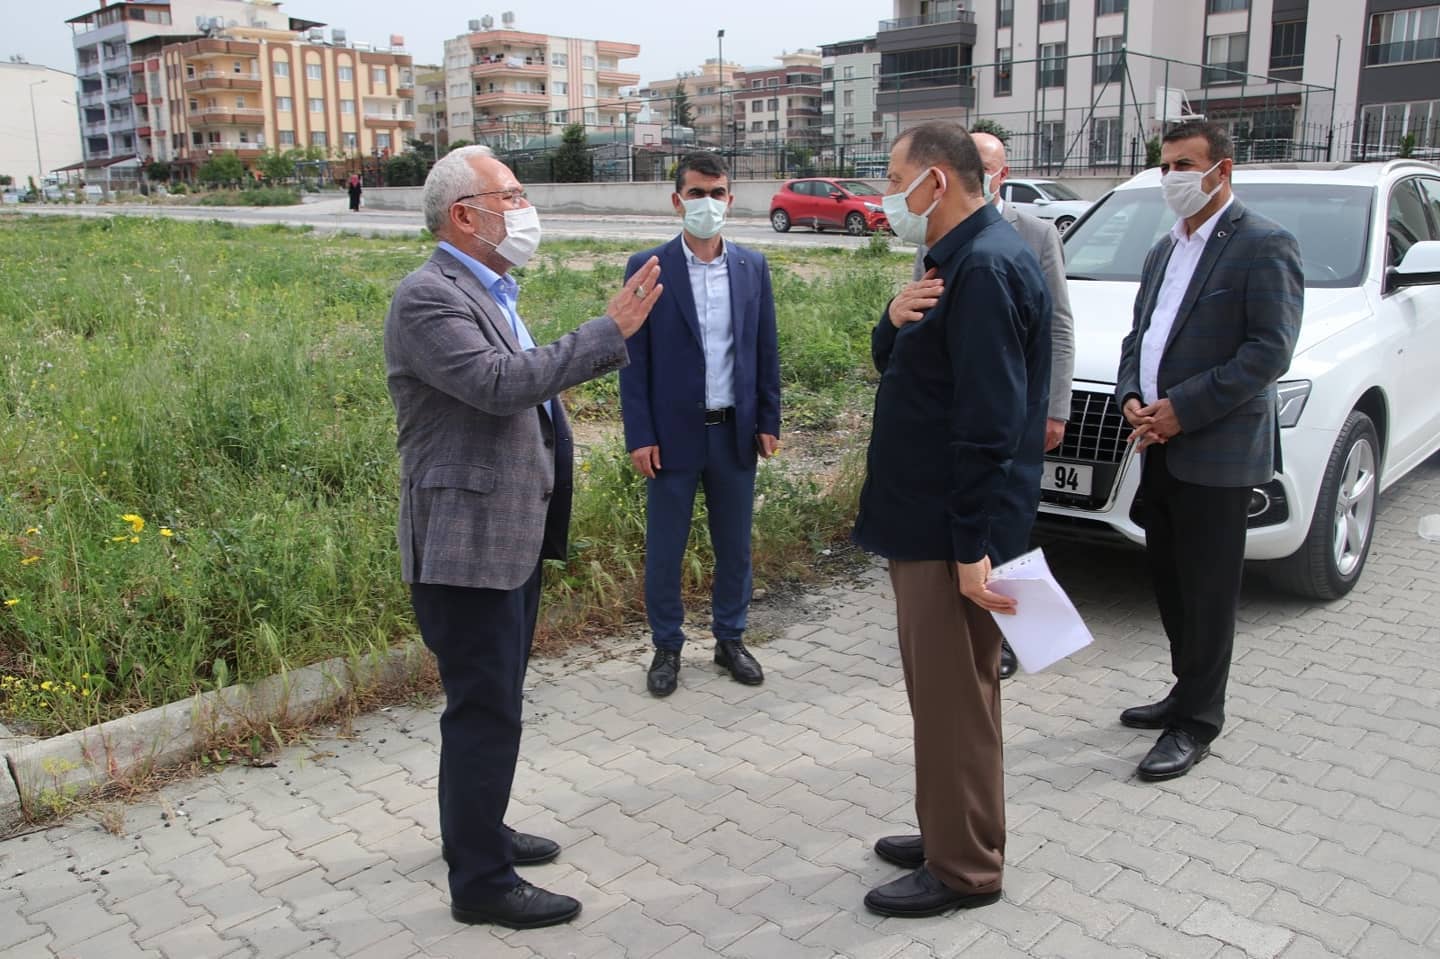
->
[1055, 390, 1130, 464]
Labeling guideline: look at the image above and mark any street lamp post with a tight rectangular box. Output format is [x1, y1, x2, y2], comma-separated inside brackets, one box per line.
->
[28, 79, 48, 188]
[716, 29, 725, 152]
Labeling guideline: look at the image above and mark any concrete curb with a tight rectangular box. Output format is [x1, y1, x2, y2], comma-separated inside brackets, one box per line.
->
[0, 641, 428, 832]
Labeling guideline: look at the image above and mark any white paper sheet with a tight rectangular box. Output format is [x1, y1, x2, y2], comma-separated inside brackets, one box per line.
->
[984, 548, 1093, 673]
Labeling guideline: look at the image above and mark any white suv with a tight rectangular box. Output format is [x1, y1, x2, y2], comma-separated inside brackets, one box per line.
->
[1042, 160, 1440, 599]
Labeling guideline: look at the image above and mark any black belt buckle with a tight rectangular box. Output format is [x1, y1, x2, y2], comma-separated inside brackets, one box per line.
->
[704, 407, 733, 426]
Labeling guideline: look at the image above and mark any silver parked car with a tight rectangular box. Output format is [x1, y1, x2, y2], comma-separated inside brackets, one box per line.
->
[1001, 178, 1093, 233]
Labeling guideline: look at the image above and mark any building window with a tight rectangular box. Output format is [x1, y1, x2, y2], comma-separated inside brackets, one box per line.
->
[584, 83, 596, 97]
[310, 98, 325, 113]
[767, 119, 778, 130]
[843, 65, 855, 80]
[1097, 0, 1127, 13]
[1207, 0, 1248, 11]
[767, 77, 780, 86]
[372, 67, 387, 85]
[1091, 116, 1122, 164]
[551, 52, 567, 66]
[311, 131, 327, 146]
[583, 56, 595, 68]
[1359, 99, 1440, 155]
[1039, 0, 1068, 22]
[751, 99, 763, 113]
[338, 65, 354, 82]
[1039, 43, 1067, 87]
[279, 129, 295, 145]
[1094, 35, 1124, 84]
[1036, 120, 1065, 167]
[344, 131, 357, 150]
[1270, 20, 1306, 71]
[880, 45, 968, 91]
[768, 97, 779, 110]
[306, 63, 322, 80]
[554, 81, 568, 94]
[376, 133, 392, 150]
[1366, 7, 1440, 66]
[192, 131, 203, 146]
[340, 99, 355, 114]
[276, 96, 292, 111]
[274, 61, 290, 78]
[995, 46, 1012, 95]
[997, 0, 1013, 29]
[843, 112, 854, 128]
[843, 89, 854, 106]
[750, 120, 762, 131]
[1204, 33, 1248, 84]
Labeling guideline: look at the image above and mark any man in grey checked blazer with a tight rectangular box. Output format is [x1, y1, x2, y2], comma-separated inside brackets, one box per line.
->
[384, 146, 662, 929]
[1115, 120, 1303, 781]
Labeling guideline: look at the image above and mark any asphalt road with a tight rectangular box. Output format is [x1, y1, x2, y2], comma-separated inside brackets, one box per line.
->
[5, 195, 895, 252]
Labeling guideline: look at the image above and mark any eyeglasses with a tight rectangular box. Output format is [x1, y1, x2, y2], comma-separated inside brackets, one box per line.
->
[455, 188, 528, 206]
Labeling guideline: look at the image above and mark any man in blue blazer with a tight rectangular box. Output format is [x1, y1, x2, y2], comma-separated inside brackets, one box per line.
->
[1116, 120, 1302, 781]
[620, 152, 782, 698]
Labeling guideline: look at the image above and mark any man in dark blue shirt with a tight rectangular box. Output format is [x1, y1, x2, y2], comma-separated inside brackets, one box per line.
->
[853, 122, 1051, 920]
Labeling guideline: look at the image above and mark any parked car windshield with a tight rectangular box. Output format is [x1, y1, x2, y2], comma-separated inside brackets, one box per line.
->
[837, 180, 883, 196]
[1036, 181, 1083, 201]
[1063, 183, 1374, 288]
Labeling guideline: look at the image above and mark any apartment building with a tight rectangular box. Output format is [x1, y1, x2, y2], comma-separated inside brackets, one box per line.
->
[0, 61, 82, 185]
[441, 16, 641, 150]
[820, 38, 884, 151]
[637, 58, 740, 146]
[1356, 0, 1440, 154]
[67, 0, 413, 179]
[732, 51, 824, 150]
[414, 64, 447, 153]
[878, 0, 1377, 170]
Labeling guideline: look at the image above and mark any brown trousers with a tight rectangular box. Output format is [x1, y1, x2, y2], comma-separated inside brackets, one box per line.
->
[889, 559, 1005, 894]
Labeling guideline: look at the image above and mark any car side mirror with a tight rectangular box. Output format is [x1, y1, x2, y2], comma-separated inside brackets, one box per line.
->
[1385, 239, 1440, 293]
[1033, 197, 1051, 206]
[829, 190, 845, 200]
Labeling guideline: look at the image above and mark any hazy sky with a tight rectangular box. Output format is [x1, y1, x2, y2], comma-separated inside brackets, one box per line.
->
[17, 0, 890, 82]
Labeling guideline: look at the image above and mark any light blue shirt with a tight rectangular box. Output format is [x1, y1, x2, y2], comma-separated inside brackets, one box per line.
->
[682, 234, 735, 410]
[438, 240, 553, 418]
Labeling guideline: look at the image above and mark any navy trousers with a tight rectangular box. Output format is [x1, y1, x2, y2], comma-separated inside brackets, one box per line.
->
[1140, 445, 1250, 743]
[644, 420, 756, 651]
[410, 565, 540, 904]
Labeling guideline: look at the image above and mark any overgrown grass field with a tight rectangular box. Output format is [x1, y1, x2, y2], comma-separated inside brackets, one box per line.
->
[0, 215, 906, 734]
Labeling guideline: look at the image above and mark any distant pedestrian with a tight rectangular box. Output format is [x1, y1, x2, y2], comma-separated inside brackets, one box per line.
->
[348, 175, 363, 212]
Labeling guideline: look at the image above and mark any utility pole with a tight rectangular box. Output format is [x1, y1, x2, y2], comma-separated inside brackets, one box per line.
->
[29, 78, 49, 188]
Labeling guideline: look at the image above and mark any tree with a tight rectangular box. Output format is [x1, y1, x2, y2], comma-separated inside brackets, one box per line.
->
[0, 174, 13, 187]
[672, 79, 696, 129]
[551, 123, 591, 182]
[198, 151, 245, 187]
[969, 118, 1012, 143]
[256, 148, 298, 183]
[444, 139, 473, 155]
[383, 150, 429, 186]
[144, 160, 173, 183]
[406, 138, 436, 164]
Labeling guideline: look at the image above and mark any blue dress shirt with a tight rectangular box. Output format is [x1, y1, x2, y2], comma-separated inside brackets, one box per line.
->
[682, 235, 736, 410]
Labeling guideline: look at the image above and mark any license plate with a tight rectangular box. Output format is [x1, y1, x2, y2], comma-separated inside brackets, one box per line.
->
[1042, 460, 1093, 496]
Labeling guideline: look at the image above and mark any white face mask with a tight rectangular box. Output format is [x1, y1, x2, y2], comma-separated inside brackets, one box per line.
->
[1161, 159, 1223, 220]
[465, 203, 542, 267]
[681, 196, 727, 239]
[982, 170, 997, 205]
[882, 167, 945, 246]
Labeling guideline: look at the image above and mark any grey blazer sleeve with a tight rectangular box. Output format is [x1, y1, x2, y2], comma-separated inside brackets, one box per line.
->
[1031, 221, 1074, 421]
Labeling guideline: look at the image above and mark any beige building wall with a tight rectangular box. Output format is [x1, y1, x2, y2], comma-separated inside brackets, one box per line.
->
[0, 62, 83, 184]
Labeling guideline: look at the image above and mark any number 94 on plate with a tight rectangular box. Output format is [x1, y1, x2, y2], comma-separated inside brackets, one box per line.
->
[1042, 460, 1093, 496]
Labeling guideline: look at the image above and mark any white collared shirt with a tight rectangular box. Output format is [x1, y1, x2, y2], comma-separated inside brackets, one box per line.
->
[682, 233, 736, 410]
[1139, 197, 1234, 405]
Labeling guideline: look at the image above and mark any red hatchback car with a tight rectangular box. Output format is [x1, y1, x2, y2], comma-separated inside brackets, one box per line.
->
[769, 177, 890, 235]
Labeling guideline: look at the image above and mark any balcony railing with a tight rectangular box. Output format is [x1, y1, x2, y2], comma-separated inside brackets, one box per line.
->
[84, 121, 108, 135]
[878, 65, 974, 91]
[79, 89, 105, 106]
[878, 8, 976, 31]
[77, 60, 101, 77]
[1365, 37, 1440, 66]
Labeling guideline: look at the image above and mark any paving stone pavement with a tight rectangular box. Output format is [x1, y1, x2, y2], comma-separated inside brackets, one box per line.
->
[2, 456, 1437, 958]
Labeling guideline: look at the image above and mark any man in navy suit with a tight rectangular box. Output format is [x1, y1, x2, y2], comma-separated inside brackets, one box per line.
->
[620, 152, 782, 697]
[854, 122, 1050, 919]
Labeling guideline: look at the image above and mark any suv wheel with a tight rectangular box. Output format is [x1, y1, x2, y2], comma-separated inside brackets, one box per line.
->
[770, 209, 791, 233]
[845, 212, 868, 235]
[1267, 411, 1380, 599]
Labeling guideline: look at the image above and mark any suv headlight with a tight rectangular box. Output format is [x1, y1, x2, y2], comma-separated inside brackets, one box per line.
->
[1276, 380, 1311, 428]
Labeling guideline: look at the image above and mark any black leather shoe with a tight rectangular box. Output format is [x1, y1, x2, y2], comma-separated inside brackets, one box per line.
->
[715, 640, 764, 685]
[864, 866, 1001, 918]
[647, 649, 681, 697]
[451, 879, 581, 929]
[999, 640, 1018, 679]
[1137, 728, 1210, 781]
[1120, 695, 1177, 730]
[874, 834, 925, 869]
[509, 827, 560, 866]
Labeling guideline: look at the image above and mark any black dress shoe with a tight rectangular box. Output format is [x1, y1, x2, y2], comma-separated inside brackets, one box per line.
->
[874, 834, 925, 869]
[863, 866, 1001, 918]
[508, 827, 560, 866]
[647, 648, 681, 697]
[715, 640, 764, 685]
[451, 879, 581, 929]
[999, 639, 1018, 679]
[1120, 695, 1177, 730]
[1137, 728, 1210, 781]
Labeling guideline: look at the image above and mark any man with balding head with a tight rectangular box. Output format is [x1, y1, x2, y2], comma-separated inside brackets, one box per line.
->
[854, 122, 1051, 919]
[891, 129, 1075, 680]
[385, 145, 662, 929]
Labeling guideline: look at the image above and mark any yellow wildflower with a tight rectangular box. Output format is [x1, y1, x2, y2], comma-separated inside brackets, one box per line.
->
[40, 681, 53, 691]
[128, 536, 140, 544]
[121, 514, 145, 533]
[3, 599, 18, 608]
[20, 556, 40, 566]
[110, 535, 128, 542]
[24, 527, 39, 535]
[159, 528, 174, 537]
